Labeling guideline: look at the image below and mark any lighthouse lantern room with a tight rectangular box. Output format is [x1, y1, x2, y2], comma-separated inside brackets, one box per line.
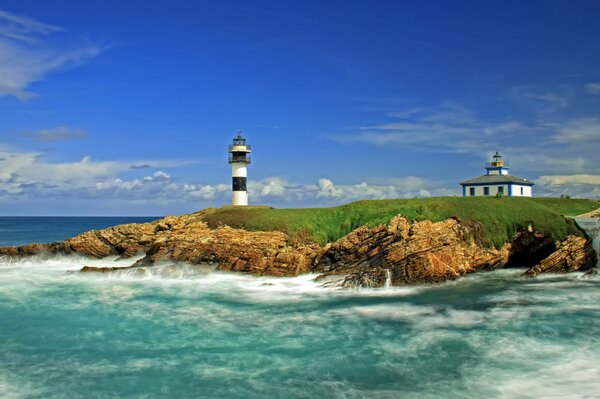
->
[228, 132, 251, 206]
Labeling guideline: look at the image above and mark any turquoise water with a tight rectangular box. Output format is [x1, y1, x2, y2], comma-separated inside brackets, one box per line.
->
[1, 220, 600, 398]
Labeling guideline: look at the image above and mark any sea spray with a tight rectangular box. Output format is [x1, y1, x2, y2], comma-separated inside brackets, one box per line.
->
[1, 256, 600, 398]
[384, 269, 392, 288]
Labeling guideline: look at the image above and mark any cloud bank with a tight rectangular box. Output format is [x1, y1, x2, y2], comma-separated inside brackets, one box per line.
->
[2, 142, 597, 214]
[0, 144, 454, 208]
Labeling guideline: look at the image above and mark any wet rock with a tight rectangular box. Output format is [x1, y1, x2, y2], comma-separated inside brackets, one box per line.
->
[0, 212, 323, 278]
[522, 235, 596, 277]
[341, 268, 388, 288]
[314, 216, 509, 287]
[582, 268, 598, 278]
[80, 265, 133, 273]
[0, 210, 594, 286]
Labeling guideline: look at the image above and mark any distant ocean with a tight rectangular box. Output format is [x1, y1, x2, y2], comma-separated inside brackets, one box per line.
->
[1, 217, 600, 398]
[0, 217, 160, 247]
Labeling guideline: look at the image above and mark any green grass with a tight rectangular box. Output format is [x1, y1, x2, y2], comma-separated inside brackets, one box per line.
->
[200, 197, 600, 248]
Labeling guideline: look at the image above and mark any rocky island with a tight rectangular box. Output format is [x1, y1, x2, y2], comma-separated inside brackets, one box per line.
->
[1, 197, 598, 287]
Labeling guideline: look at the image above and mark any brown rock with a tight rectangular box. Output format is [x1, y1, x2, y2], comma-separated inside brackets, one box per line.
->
[314, 216, 509, 286]
[522, 235, 596, 277]
[0, 209, 593, 286]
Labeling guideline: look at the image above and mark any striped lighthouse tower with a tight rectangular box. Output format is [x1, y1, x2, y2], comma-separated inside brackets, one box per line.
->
[228, 132, 251, 206]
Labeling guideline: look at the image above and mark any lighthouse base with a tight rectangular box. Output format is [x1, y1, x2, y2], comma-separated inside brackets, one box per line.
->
[232, 191, 248, 206]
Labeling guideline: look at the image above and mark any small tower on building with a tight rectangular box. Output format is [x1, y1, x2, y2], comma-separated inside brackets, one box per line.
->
[487, 151, 510, 175]
[228, 132, 251, 206]
[460, 152, 534, 197]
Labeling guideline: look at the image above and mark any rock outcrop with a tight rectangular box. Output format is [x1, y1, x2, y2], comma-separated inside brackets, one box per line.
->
[132, 214, 322, 276]
[314, 216, 509, 286]
[0, 211, 595, 286]
[522, 235, 596, 277]
[0, 222, 153, 258]
[0, 212, 322, 277]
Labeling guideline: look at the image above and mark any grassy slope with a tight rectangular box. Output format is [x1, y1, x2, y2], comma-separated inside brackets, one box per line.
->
[200, 197, 600, 248]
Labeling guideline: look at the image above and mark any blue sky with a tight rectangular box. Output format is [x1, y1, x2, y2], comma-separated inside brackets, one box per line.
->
[0, 0, 599, 215]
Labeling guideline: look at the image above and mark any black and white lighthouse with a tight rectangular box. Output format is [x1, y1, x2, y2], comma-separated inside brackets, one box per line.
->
[228, 132, 251, 206]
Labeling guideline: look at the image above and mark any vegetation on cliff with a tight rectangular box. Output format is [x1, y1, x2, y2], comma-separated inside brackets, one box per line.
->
[200, 197, 599, 248]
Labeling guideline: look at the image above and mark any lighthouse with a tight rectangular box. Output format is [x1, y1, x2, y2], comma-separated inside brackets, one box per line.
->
[228, 132, 251, 206]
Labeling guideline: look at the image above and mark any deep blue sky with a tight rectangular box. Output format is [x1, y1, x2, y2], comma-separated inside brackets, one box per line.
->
[0, 0, 599, 215]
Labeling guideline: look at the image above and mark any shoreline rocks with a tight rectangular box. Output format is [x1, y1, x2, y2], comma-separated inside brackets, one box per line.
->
[0, 211, 596, 287]
[521, 235, 596, 277]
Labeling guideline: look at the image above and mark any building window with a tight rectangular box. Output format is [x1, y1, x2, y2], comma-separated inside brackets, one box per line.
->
[521, 187, 524, 195]
[484, 187, 490, 196]
[497, 186, 504, 194]
[469, 187, 475, 196]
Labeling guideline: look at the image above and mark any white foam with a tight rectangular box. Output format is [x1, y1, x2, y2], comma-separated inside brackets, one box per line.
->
[0, 373, 43, 399]
[2, 257, 600, 398]
[351, 303, 438, 321]
[471, 334, 600, 398]
[416, 309, 487, 329]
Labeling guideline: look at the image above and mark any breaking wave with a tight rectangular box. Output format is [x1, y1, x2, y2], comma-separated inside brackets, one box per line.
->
[1, 256, 600, 398]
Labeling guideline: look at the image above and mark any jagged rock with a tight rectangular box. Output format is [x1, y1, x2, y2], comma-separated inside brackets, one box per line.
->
[80, 265, 135, 273]
[522, 235, 596, 277]
[341, 268, 389, 288]
[0, 212, 323, 277]
[315, 216, 509, 286]
[583, 268, 599, 278]
[0, 211, 594, 286]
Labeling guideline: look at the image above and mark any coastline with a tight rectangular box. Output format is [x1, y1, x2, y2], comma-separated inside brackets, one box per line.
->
[1, 197, 598, 287]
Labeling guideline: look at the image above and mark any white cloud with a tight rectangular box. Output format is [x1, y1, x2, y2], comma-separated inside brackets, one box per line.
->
[316, 178, 342, 198]
[537, 174, 600, 199]
[502, 151, 589, 175]
[521, 91, 569, 108]
[249, 176, 451, 204]
[585, 83, 600, 95]
[0, 144, 457, 205]
[18, 125, 88, 141]
[0, 145, 198, 196]
[551, 118, 600, 143]
[538, 174, 600, 186]
[507, 87, 572, 113]
[332, 97, 600, 183]
[0, 147, 129, 191]
[1, 143, 598, 209]
[255, 177, 287, 197]
[89, 171, 230, 201]
[0, 9, 61, 43]
[332, 103, 525, 154]
[0, 9, 102, 100]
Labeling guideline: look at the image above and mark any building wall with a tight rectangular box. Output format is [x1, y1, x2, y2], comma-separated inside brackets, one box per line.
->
[510, 184, 532, 197]
[487, 168, 509, 175]
[463, 184, 533, 197]
[464, 184, 509, 196]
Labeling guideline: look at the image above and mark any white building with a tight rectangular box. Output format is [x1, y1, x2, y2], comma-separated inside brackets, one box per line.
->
[460, 152, 534, 197]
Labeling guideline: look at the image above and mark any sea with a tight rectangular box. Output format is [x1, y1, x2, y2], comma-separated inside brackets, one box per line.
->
[1, 217, 600, 399]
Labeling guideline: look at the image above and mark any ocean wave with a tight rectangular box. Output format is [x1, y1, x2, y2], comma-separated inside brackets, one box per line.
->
[2, 256, 600, 398]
